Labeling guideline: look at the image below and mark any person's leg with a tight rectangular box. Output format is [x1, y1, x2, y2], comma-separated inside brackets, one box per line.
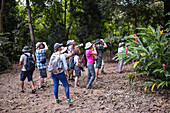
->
[27, 71, 35, 90]
[51, 72, 59, 99]
[118, 60, 123, 73]
[95, 58, 102, 80]
[39, 77, 44, 88]
[87, 64, 95, 89]
[86, 64, 91, 87]
[120, 60, 123, 72]
[39, 68, 47, 89]
[74, 76, 79, 87]
[58, 72, 70, 99]
[101, 60, 105, 73]
[20, 81, 24, 91]
[20, 71, 26, 92]
[95, 68, 99, 80]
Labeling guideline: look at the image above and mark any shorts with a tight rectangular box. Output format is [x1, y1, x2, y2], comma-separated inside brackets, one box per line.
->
[20, 71, 33, 81]
[39, 68, 47, 78]
[96, 57, 102, 69]
[75, 65, 81, 77]
[75, 70, 81, 77]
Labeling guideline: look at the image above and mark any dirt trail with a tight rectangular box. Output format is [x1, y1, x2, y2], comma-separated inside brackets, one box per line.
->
[0, 62, 169, 113]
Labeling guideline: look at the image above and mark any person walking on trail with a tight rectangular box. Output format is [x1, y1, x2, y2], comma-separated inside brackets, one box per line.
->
[118, 42, 125, 73]
[35, 42, 48, 91]
[74, 48, 84, 88]
[50, 43, 75, 104]
[67, 40, 75, 80]
[95, 39, 107, 81]
[19, 46, 36, 94]
[85, 42, 97, 89]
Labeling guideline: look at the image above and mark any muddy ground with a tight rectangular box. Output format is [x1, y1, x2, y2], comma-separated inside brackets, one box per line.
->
[0, 58, 169, 113]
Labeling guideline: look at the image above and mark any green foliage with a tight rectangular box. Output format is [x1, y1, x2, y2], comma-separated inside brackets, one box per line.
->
[0, 33, 11, 71]
[113, 25, 170, 91]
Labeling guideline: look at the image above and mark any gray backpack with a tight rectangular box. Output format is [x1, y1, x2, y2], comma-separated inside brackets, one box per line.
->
[48, 53, 64, 74]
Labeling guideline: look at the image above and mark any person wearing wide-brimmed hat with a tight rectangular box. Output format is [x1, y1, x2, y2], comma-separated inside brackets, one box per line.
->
[61, 47, 72, 59]
[50, 43, 75, 104]
[19, 46, 36, 94]
[35, 42, 48, 91]
[118, 42, 125, 73]
[67, 40, 75, 80]
[85, 42, 97, 89]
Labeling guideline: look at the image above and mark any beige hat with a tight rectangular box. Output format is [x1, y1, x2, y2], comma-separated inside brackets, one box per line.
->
[22, 46, 31, 52]
[61, 47, 68, 53]
[85, 42, 92, 49]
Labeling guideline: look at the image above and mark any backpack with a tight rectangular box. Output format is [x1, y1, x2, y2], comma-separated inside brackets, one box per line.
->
[82, 54, 87, 67]
[68, 55, 75, 70]
[24, 53, 35, 72]
[48, 53, 64, 74]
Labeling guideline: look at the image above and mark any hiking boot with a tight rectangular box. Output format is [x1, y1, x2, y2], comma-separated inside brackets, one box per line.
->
[66, 99, 75, 103]
[32, 89, 36, 94]
[20, 90, 24, 93]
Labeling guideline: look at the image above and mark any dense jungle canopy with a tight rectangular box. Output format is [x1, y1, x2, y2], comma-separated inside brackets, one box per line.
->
[0, 0, 169, 70]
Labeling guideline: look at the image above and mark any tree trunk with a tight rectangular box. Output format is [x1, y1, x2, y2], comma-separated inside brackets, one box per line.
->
[65, 0, 68, 40]
[0, 0, 5, 33]
[26, 0, 35, 56]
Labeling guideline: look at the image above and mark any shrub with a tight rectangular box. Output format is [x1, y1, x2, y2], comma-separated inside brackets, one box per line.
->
[113, 25, 170, 91]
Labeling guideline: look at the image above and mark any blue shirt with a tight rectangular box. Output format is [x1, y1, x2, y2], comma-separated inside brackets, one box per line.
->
[36, 49, 47, 69]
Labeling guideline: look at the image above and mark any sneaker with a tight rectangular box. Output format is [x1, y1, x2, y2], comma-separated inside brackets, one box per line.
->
[20, 90, 24, 93]
[55, 99, 62, 104]
[38, 88, 46, 91]
[32, 89, 36, 94]
[66, 99, 75, 103]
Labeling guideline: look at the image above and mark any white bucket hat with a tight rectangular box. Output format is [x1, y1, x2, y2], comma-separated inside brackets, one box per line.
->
[36, 42, 43, 49]
[22, 46, 31, 52]
[61, 47, 67, 53]
[119, 42, 124, 47]
[85, 42, 92, 49]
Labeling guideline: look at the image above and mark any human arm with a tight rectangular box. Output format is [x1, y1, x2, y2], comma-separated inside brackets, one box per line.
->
[43, 42, 48, 51]
[91, 44, 97, 55]
[19, 55, 24, 65]
[100, 39, 107, 48]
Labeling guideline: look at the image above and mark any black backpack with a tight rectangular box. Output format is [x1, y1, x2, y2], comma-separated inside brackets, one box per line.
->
[24, 53, 35, 72]
[68, 55, 75, 70]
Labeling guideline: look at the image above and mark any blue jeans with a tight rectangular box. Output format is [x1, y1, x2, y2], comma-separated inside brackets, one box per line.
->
[51, 72, 70, 99]
[86, 63, 95, 88]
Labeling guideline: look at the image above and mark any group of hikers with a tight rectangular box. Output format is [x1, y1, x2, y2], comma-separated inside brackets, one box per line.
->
[19, 39, 125, 104]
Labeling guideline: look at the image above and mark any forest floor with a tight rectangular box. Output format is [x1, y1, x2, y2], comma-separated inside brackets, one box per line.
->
[0, 55, 169, 113]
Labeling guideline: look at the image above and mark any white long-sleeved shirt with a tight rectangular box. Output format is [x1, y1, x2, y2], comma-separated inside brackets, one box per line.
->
[118, 47, 125, 53]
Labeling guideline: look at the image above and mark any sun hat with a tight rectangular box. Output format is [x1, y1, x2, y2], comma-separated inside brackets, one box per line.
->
[61, 47, 68, 53]
[22, 46, 31, 52]
[54, 43, 63, 50]
[36, 42, 43, 49]
[85, 42, 92, 49]
[119, 42, 124, 47]
[66, 40, 71, 45]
